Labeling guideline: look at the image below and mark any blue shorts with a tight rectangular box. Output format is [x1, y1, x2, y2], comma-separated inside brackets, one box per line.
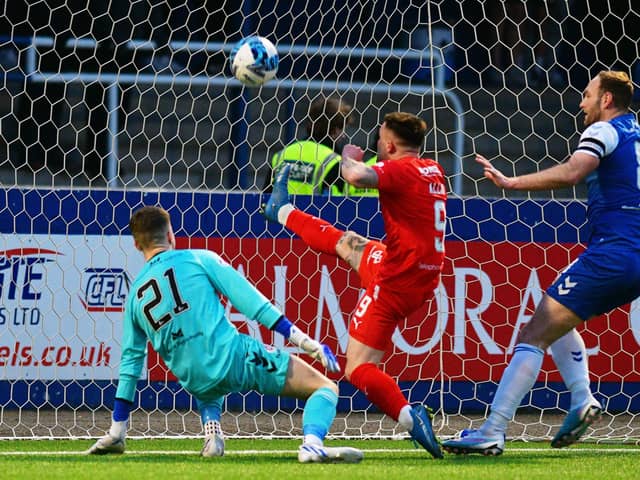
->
[547, 243, 640, 321]
[196, 334, 291, 402]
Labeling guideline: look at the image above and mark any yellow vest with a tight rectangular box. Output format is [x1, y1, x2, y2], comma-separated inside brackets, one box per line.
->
[271, 141, 342, 195]
[344, 156, 379, 197]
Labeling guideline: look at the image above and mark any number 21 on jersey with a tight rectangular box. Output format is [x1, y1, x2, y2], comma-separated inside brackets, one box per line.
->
[137, 267, 190, 330]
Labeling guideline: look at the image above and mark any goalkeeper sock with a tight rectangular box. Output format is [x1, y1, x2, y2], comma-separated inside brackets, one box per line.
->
[109, 420, 128, 440]
[203, 419, 223, 437]
[550, 329, 595, 409]
[349, 363, 408, 421]
[199, 405, 222, 425]
[482, 343, 544, 436]
[285, 209, 344, 255]
[303, 434, 323, 446]
[302, 386, 338, 444]
[196, 397, 223, 424]
[112, 398, 132, 422]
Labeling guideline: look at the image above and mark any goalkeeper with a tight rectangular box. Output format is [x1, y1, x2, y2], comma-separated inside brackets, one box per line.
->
[86, 206, 363, 464]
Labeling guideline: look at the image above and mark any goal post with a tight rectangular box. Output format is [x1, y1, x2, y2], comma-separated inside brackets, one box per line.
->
[1, 1, 639, 442]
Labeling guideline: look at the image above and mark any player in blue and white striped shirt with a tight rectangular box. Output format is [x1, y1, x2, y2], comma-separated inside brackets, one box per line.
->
[443, 70, 640, 455]
[87, 206, 363, 463]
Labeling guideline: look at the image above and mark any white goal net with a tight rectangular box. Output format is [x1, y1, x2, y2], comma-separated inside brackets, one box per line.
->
[0, 1, 639, 442]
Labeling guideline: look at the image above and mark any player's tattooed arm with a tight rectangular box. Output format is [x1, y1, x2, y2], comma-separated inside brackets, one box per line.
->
[341, 155, 379, 188]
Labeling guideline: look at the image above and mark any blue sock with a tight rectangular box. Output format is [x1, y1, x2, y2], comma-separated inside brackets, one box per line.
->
[197, 397, 223, 425]
[112, 398, 132, 422]
[302, 387, 338, 442]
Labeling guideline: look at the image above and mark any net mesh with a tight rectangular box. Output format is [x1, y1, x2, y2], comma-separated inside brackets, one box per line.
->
[0, 1, 639, 442]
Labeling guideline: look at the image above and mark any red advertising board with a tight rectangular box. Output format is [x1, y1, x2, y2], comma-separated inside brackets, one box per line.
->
[148, 237, 640, 384]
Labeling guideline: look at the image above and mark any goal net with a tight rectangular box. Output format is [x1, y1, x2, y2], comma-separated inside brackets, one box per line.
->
[1, 1, 639, 442]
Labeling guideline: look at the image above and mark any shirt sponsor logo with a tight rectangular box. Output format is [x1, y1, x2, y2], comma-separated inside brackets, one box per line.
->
[418, 165, 441, 177]
[418, 263, 442, 271]
[283, 161, 315, 183]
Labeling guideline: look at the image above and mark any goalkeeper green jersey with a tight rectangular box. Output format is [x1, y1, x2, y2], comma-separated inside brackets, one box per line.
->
[115, 249, 282, 402]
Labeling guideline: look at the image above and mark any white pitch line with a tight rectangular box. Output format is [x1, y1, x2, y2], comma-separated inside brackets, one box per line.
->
[1, 448, 640, 456]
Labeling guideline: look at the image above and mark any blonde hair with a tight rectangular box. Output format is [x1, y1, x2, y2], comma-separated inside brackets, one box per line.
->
[597, 70, 634, 110]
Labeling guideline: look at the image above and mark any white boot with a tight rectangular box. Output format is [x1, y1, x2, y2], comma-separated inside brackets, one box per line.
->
[201, 420, 225, 457]
[298, 443, 363, 463]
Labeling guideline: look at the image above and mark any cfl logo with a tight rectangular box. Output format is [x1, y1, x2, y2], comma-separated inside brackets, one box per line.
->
[80, 268, 130, 312]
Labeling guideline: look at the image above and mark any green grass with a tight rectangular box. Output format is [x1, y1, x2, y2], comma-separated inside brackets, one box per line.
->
[1, 438, 638, 480]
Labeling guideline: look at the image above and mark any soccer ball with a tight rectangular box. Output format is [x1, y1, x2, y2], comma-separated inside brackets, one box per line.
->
[229, 36, 279, 87]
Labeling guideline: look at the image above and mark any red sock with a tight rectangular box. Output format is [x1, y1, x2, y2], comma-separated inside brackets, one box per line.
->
[285, 209, 344, 255]
[349, 363, 409, 421]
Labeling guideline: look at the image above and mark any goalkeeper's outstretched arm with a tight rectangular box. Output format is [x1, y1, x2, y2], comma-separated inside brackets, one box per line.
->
[273, 316, 340, 373]
[86, 302, 145, 454]
[201, 251, 340, 372]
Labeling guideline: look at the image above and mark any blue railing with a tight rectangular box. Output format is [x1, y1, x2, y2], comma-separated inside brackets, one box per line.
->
[5, 36, 465, 192]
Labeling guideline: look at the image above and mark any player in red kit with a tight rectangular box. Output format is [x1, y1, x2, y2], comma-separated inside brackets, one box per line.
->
[263, 112, 446, 459]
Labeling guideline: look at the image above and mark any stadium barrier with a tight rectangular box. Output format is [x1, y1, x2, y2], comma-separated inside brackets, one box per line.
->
[9, 36, 465, 193]
[2, 189, 638, 419]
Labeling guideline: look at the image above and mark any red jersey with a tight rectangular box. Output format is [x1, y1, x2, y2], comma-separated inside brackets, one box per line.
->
[371, 156, 447, 291]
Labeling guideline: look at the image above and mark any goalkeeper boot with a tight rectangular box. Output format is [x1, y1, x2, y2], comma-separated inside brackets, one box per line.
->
[86, 434, 125, 455]
[408, 404, 443, 459]
[201, 420, 225, 457]
[262, 164, 292, 223]
[551, 399, 602, 448]
[298, 443, 364, 463]
[442, 428, 505, 456]
[86, 420, 127, 455]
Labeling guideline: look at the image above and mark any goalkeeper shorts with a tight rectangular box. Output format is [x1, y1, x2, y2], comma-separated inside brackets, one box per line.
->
[196, 334, 291, 402]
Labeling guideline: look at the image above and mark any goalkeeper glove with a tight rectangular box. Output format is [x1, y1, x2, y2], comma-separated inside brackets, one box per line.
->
[86, 420, 127, 455]
[273, 316, 340, 372]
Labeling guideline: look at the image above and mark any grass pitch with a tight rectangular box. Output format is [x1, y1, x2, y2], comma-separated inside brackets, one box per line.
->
[1, 438, 637, 480]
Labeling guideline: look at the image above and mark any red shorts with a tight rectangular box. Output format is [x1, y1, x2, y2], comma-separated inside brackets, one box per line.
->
[358, 241, 386, 288]
[353, 240, 440, 351]
[349, 276, 439, 352]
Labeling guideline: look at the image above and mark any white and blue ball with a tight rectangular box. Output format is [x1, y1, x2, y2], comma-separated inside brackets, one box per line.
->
[229, 36, 279, 86]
